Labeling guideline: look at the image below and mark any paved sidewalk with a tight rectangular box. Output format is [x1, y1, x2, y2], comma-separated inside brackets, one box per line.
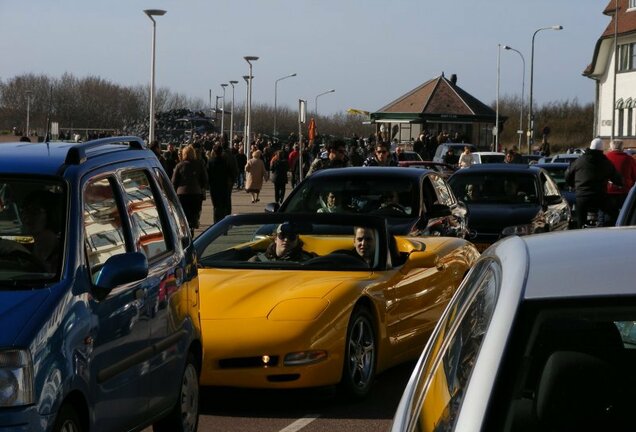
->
[195, 180, 278, 237]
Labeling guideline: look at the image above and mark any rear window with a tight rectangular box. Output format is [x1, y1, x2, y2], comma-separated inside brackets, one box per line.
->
[450, 173, 538, 205]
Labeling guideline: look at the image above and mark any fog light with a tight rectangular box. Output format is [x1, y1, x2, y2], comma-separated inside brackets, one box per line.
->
[262, 355, 271, 365]
[284, 351, 327, 366]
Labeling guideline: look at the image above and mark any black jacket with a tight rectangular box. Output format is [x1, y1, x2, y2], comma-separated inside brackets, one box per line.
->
[566, 149, 622, 198]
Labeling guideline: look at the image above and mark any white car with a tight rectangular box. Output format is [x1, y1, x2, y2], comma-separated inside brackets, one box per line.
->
[391, 227, 636, 432]
[471, 152, 505, 164]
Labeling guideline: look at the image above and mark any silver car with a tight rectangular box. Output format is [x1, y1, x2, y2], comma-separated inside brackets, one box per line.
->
[391, 227, 636, 432]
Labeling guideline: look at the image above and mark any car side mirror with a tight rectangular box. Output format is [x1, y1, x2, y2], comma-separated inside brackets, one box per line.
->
[264, 202, 279, 213]
[401, 250, 441, 273]
[92, 252, 149, 301]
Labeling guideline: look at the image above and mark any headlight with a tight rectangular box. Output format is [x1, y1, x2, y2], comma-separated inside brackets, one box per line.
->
[0, 350, 34, 407]
[501, 224, 534, 236]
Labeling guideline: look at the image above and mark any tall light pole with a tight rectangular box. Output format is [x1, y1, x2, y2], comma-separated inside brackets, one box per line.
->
[504, 45, 526, 151]
[244, 56, 259, 154]
[229, 80, 238, 146]
[242, 75, 251, 155]
[495, 44, 501, 153]
[528, 25, 563, 153]
[315, 89, 335, 119]
[220, 83, 228, 141]
[25, 90, 32, 138]
[143, 9, 166, 144]
[274, 73, 297, 142]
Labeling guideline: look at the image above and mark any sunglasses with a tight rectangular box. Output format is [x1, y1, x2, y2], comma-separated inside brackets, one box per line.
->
[376, 149, 388, 154]
[277, 233, 298, 241]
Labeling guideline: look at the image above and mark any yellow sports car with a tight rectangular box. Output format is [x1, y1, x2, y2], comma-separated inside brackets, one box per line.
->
[194, 213, 479, 397]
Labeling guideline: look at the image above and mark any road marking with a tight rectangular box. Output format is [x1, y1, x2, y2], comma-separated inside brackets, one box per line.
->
[278, 414, 321, 432]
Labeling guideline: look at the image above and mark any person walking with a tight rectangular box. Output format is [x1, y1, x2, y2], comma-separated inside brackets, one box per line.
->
[270, 150, 289, 204]
[307, 140, 349, 176]
[172, 144, 208, 236]
[363, 141, 398, 167]
[245, 149, 267, 203]
[235, 145, 248, 190]
[207, 143, 234, 224]
[605, 139, 636, 225]
[458, 145, 474, 169]
[566, 138, 622, 228]
[288, 144, 300, 187]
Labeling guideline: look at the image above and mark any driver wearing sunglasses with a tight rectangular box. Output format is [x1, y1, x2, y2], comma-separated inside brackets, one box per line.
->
[250, 223, 316, 262]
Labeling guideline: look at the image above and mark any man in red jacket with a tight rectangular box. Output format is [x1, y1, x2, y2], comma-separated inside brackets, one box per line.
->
[606, 139, 636, 224]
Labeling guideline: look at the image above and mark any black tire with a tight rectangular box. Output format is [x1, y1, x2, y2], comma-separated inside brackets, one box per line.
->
[339, 306, 376, 398]
[52, 403, 82, 432]
[153, 353, 200, 432]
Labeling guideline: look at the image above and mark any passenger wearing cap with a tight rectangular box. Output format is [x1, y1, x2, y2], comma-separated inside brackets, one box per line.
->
[565, 138, 623, 228]
[249, 223, 316, 262]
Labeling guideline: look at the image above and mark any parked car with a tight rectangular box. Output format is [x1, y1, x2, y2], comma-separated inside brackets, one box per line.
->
[433, 143, 477, 163]
[395, 150, 424, 165]
[521, 154, 542, 164]
[448, 164, 571, 251]
[193, 212, 479, 398]
[616, 184, 636, 226]
[471, 151, 505, 164]
[538, 153, 581, 164]
[390, 227, 636, 432]
[267, 167, 468, 238]
[0, 137, 201, 432]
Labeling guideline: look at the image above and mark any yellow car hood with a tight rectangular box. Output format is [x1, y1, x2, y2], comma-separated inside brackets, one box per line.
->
[199, 268, 369, 320]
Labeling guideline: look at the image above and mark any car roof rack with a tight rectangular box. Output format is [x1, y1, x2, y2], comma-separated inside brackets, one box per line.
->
[64, 136, 146, 165]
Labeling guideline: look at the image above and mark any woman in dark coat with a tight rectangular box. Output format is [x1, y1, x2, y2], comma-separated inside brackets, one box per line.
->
[270, 150, 289, 204]
[208, 143, 234, 224]
[172, 144, 208, 235]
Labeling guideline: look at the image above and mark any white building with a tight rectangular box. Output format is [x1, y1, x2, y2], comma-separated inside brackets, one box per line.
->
[585, 0, 636, 147]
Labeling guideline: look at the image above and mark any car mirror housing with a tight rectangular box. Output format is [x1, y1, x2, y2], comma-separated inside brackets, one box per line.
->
[401, 250, 441, 273]
[429, 203, 452, 218]
[264, 202, 279, 213]
[544, 195, 562, 205]
[93, 252, 149, 299]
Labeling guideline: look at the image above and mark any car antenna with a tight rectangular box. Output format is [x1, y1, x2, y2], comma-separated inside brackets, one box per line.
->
[44, 85, 53, 145]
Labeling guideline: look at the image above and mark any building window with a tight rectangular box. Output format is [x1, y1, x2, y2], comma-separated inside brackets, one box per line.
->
[618, 108, 625, 137]
[618, 43, 636, 71]
[629, 108, 634, 136]
[630, 0, 636, 9]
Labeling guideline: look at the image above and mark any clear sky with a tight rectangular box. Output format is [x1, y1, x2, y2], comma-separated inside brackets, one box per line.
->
[0, 0, 608, 116]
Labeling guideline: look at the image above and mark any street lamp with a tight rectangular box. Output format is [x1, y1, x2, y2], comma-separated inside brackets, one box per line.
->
[314, 89, 335, 119]
[229, 80, 238, 146]
[528, 25, 562, 153]
[274, 73, 297, 141]
[220, 83, 228, 141]
[242, 75, 252, 155]
[503, 45, 526, 151]
[143, 8, 166, 144]
[244, 56, 259, 154]
[25, 90, 32, 138]
[495, 44, 501, 153]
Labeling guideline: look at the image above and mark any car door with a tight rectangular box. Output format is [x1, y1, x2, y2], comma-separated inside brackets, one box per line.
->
[83, 174, 149, 432]
[423, 174, 467, 238]
[539, 171, 570, 231]
[117, 168, 189, 415]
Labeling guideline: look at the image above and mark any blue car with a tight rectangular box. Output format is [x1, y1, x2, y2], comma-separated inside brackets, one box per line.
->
[0, 137, 201, 432]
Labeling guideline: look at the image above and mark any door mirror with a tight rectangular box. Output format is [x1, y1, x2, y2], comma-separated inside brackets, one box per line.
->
[264, 202, 279, 213]
[93, 252, 149, 300]
[429, 203, 452, 218]
[545, 195, 562, 205]
[401, 250, 440, 273]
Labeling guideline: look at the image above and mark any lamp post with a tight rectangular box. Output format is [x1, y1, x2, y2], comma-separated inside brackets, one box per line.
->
[495, 44, 501, 153]
[244, 56, 259, 154]
[220, 83, 228, 141]
[242, 75, 251, 155]
[25, 90, 32, 138]
[314, 89, 335, 119]
[528, 25, 563, 153]
[503, 45, 526, 151]
[143, 9, 166, 144]
[229, 80, 238, 146]
[274, 73, 297, 142]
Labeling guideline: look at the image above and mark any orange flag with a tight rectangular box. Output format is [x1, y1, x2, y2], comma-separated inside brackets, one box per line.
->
[308, 117, 317, 141]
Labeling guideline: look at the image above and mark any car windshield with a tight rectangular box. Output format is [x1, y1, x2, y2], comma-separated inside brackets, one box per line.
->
[544, 168, 568, 191]
[284, 177, 418, 217]
[479, 154, 505, 163]
[0, 177, 66, 283]
[197, 220, 382, 271]
[450, 173, 538, 204]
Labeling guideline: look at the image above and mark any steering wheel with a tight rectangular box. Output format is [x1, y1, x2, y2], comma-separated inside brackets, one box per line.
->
[373, 202, 406, 215]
